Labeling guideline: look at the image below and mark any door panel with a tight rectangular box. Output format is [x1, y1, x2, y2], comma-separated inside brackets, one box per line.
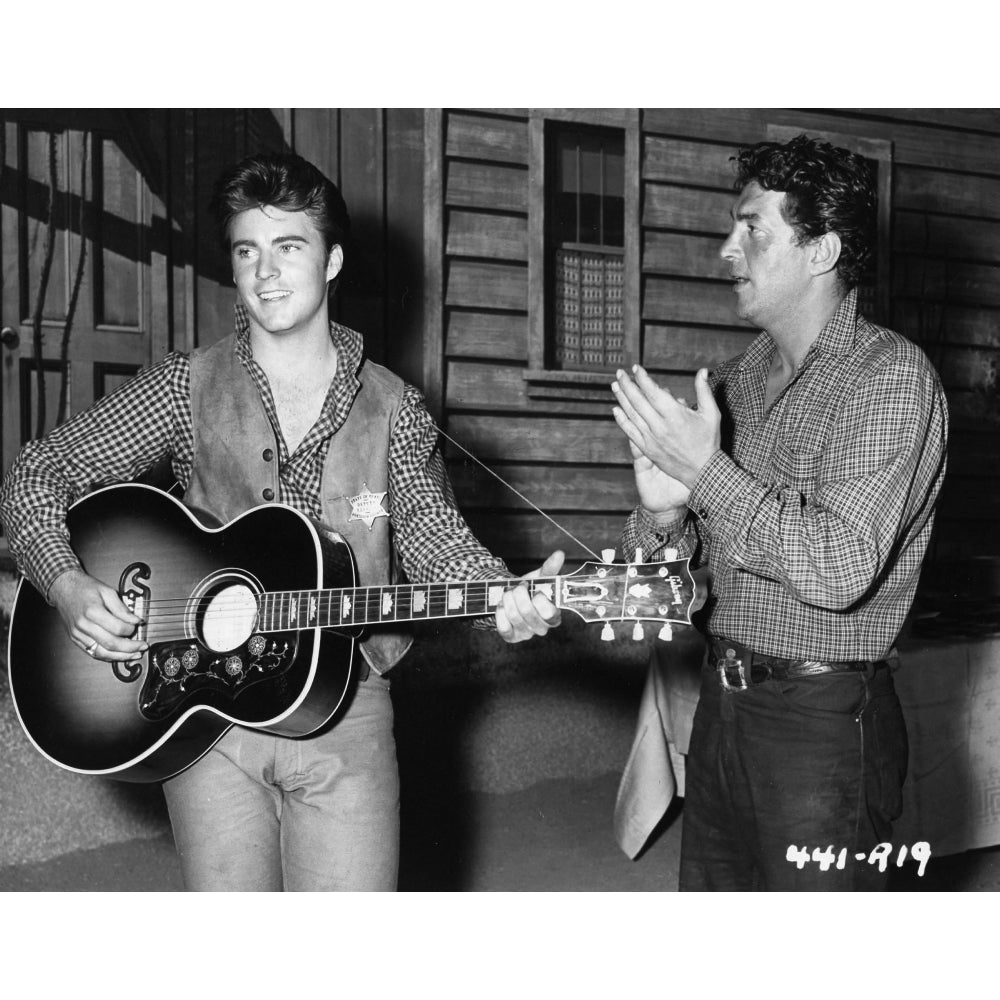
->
[2, 122, 152, 474]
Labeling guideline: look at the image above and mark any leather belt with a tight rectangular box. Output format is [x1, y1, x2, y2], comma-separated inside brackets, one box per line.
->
[709, 639, 882, 691]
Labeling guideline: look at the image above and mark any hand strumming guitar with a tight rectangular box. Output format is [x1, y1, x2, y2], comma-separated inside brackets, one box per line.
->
[48, 567, 148, 663]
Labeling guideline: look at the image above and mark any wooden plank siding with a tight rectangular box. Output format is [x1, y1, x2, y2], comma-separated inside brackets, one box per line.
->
[446, 360, 691, 414]
[448, 463, 638, 510]
[427, 108, 1000, 572]
[446, 209, 528, 260]
[463, 512, 630, 564]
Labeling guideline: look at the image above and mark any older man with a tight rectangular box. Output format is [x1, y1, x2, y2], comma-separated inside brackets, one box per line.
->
[612, 134, 948, 890]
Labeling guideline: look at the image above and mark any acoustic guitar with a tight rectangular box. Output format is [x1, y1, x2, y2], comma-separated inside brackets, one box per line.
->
[7, 483, 698, 782]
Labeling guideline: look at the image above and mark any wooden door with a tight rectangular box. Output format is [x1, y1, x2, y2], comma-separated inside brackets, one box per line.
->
[1, 121, 161, 475]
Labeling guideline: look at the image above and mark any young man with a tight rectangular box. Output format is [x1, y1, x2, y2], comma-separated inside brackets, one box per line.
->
[611, 134, 948, 890]
[0, 151, 561, 891]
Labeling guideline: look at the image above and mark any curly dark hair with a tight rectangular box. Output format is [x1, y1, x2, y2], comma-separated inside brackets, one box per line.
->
[209, 151, 351, 255]
[733, 134, 876, 289]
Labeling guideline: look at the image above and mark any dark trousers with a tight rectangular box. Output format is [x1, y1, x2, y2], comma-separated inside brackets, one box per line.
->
[679, 660, 908, 891]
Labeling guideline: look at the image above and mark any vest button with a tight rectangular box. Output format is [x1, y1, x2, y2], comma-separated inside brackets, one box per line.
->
[262, 449, 274, 462]
[262, 488, 275, 501]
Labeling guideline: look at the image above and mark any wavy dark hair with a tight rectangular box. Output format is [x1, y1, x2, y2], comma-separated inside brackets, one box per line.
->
[733, 134, 876, 289]
[210, 151, 351, 256]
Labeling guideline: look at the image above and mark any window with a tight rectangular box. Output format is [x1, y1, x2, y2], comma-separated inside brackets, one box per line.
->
[548, 126, 625, 370]
[524, 110, 639, 401]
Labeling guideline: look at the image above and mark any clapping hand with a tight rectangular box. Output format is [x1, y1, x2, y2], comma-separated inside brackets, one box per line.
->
[612, 366, 721, 490]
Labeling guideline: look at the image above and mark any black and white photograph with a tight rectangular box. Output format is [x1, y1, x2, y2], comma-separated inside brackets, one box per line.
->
[0, 6, 996, 992]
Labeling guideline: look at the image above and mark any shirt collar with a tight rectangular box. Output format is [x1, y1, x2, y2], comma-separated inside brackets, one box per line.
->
[738, 286, 864, 374]
[810, 286, 863, 358]
[232, 301, 365, 380]
[231, 301, 366, 437]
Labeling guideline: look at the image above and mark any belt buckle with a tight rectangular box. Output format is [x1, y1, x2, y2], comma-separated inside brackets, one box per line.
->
[717, 647, 747, 691]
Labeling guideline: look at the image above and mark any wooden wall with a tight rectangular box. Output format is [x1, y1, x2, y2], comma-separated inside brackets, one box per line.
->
[0, 108, 426, 558]
[428, 110, 631, 572]
[425, 108, 1000, 577]
[5, 108, 998, 582]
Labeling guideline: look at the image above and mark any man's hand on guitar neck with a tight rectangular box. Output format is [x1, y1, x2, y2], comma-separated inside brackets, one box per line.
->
[48, 567, 148, 663]
[495, 549, 564, 643]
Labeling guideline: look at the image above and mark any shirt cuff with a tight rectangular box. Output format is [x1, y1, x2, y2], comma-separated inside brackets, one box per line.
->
[622, 504, 688, 562]
[38, 553, 84, 605]
[637, 504, 688, 537]
[687, 449, 753, 529]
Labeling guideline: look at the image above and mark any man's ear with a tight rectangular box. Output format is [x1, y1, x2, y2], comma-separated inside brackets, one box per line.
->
[809, 231, 842, 277]
[326, 244, 344, 282]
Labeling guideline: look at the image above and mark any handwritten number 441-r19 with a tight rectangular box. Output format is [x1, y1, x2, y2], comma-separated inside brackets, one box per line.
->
[785, 842, 931, 877]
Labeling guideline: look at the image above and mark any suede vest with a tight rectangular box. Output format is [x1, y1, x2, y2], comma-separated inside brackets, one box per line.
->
[186, 333, 413, 673]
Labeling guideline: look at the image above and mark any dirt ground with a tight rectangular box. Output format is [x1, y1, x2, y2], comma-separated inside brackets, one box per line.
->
[2, 771, 997, 891]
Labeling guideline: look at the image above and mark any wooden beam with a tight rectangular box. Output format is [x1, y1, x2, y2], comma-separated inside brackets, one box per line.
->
[446, 209, 528, 261]
[448, 413, 634, 464]
[445, 160, 528, 213]
[642, 108, 1000, 175]
[423, 109, 445, 421]
[527, 113, 546, 371]
[643, 276, 748, 328]
[643, 134, 738, 189]
[449, 461, 638, 510]
[446, 260, 527, 311]
[624, 110, 640, 369]
[446, 111, 529, 165]
[643, 183, 731, 234]
[446, 311, 528, 361]
[643, 324, 756, 371]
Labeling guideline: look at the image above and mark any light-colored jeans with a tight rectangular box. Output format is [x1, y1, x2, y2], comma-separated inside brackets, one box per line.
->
[162, 672, 399, 891]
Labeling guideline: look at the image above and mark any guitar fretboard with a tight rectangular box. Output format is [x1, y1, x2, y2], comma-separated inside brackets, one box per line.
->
[257, 578, 556, 632]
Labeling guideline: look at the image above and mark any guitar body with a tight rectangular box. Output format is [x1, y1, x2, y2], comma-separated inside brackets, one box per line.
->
[8, 484, 357, 783]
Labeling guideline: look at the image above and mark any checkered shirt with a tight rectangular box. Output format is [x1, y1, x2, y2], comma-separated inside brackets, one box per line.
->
[0, 306, 511, 600]
[621, 289, 949, 661]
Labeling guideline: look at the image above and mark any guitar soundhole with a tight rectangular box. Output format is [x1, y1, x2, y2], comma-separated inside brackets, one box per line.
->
[136, 568, 299, 723]
[200, 581, 258, 653]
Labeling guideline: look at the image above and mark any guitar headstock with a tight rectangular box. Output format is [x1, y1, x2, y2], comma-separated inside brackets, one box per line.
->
[556, 555, 699, 628]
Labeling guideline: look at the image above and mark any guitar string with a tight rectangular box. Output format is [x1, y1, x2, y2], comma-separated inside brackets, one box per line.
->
[113, 560, 687, 630]
[431, 421, 603, 562]
[123, 579, 552, 608]
[123, 562, 686, 626]
[122, 577, 566, 625]
[118, 420, 620, 626]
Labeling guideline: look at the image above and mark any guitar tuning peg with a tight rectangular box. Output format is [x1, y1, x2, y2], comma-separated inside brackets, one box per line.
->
[634, 547, 644, 564]
[601, 622, 614, 642]
[601, 548, 616, 564]
[658, 623, 673, 642]
[664, 547, 678, 561]
[632, 622, 644, 641]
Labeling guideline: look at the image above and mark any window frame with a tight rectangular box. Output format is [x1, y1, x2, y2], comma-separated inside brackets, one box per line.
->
[524, 109, 640, 400]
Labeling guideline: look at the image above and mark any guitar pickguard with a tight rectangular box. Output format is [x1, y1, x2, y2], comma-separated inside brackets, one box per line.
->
[139, 633, 298, 722]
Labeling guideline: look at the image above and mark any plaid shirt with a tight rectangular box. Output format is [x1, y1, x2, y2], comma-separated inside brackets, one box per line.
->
[621, 289, 949, 661]
[0, 306, 510, 600]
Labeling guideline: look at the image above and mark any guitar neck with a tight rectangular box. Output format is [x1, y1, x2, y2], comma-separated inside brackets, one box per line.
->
[257, 577, 550, 632]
